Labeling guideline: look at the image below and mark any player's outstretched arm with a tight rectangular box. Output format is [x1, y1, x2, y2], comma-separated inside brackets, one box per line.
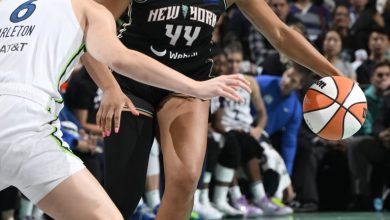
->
[233, 0, 343, 78]
[82, 0, 251, 101]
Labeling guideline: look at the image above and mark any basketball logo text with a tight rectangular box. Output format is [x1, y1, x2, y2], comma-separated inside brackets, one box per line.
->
[362, 108, 367, 119]
[315, 80, 327, 89]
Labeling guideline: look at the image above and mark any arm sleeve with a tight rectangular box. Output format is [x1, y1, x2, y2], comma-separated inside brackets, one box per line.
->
[281, 100, 302, 175]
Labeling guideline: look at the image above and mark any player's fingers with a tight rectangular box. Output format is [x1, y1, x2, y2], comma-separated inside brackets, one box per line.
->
[230, 74, 250, 85]
[231, 85, 240, 91]
[220, 89, 241, 102]
[104, 109, 114, 136]
[126, 100, 139, 117]
[222, 75, 251, 90]
[113, 107, 122, 134]
[98, 106, 108, 134]
[225, 78, 252, 93]
[96, 107, 103, 128]
[220, 85, 242, 102]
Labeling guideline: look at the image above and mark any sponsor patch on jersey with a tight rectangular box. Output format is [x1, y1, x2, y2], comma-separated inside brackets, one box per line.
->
[150, 45, 167, 57]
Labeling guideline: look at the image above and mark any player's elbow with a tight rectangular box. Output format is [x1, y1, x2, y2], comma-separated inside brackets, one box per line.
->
[107, 49, 135, 74]
[269, 25, 289, 50]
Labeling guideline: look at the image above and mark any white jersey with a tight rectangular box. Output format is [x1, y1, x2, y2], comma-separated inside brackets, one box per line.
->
[220, 87, 253, 132]
[0, 0, 84, 102]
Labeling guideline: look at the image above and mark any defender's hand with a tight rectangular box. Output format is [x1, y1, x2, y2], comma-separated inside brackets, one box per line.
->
[96, 87, 139, 136]
[193, 74, 251, 102]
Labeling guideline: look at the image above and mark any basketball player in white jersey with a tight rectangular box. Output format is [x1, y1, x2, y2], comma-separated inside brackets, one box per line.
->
[0, 0, 251, 219]
[214, 42, 293, 215]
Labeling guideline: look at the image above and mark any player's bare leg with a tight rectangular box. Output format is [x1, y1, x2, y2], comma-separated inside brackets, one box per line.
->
[156, 97, 209, 220]
[37, 169, 123, 220]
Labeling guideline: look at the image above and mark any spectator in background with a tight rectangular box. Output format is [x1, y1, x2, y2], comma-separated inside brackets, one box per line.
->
[255, 63, 310, 175]
[356, 28, 389, 84]
[321, 29, 357, 80]
[212, 14, 233, 50]
[64, 68, 104, 183]
[193, 49, 235, 219]
[290, 0, 332, 41]
[329, 4, 356, 61]
[223, 7, 253, 61]
[348, 61, 390, 210]
[59, 104, 98, 156]
[349, 0, 369, 26]
[350, 0, 387, 51]
[249, 0, 301, 65]
[213, 42, 292, 216]
[380, 0, 390, 39]
[261, 22, 308, 75]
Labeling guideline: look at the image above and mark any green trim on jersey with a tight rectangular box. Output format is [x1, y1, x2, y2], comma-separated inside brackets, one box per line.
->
[48, 116, 79, 159]
[56, 43, 85, 96]
[223, 0, 229, 9]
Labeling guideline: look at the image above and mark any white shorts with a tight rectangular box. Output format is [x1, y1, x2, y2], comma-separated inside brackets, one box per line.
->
[0, 83, 84, 204]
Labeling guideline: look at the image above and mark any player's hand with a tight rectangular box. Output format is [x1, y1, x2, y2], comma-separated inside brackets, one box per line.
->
[250, 126, 263, 140]
[97, 87, 139, 136]
[192, 74, 251, 101]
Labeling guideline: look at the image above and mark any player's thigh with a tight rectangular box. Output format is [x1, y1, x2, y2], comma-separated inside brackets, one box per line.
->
[157, 97, 209, 176]
[37, 168, 123, 220]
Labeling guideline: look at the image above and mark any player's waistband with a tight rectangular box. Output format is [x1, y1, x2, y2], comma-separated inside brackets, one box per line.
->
[0, 83, 57, 111]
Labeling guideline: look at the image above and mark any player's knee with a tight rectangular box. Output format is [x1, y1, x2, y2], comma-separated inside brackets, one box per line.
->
[170, 166, 199, 194]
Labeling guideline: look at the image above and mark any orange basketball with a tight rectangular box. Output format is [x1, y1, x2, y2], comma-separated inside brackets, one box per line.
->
[303, 76, 367, 140]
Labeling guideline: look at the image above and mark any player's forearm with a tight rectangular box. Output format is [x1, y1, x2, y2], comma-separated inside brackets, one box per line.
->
[270, 27, 343, 77]
[253, 99, 267, 131]
[81, 54, 121, 92]
[111, 49, 199, 96]
[236, 0, 342, 78]
[256, 116, 267, 131]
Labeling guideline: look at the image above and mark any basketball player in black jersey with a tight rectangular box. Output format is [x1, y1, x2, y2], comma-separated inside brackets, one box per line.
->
[83, 0, 345, 219]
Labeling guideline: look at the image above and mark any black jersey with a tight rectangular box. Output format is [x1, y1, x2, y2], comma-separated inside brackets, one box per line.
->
[114, 0, 228, 113]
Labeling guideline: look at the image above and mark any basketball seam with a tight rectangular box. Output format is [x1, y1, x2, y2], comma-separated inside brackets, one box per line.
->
[330, 76, 339, 102]
[341, 83, 364, 125]
[346, 102, 366, 125]
[340, 82, 355, 108]
[307, 88, 335, 102]
[341, 107, 347, 139]
[303, 88, 335, 113]
[316, 77, 355, 138]
[315, 102, 340, 135]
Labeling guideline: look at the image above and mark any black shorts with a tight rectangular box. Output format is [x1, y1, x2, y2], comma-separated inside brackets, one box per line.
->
[230, 130, 264, 163]
[113, 59, 213, 115]
[0, 187, 18, 211]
